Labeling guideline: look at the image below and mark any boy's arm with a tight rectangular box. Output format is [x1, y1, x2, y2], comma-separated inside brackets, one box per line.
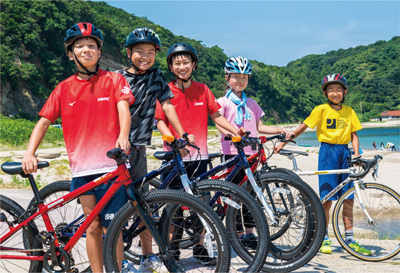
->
[116, 100, 131, 153]
[274, 123, 308, 153]
[161, 99, 195, 143]
[22, 117, 52, 174]
[257, 118, 292, 139]
[211, 111, 244, 136]
[351, 131, 360, 157]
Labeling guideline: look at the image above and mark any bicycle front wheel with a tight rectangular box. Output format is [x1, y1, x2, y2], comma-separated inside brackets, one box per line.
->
[248, 172, 326, 272]
[0, 194, 43, 273]
[103, 189, 230, 273]
[333, 183, 400, 261]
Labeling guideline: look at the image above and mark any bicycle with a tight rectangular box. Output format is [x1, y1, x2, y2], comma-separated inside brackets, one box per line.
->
[151, 133, 326, 272]
[0, 148, 231, 273]
[23, 136, 270, 272]
[279, 149, 400, 261]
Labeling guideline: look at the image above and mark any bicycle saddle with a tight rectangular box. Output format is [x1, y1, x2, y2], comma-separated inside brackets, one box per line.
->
[279, 149, 308, 156]
[154, 151, 174, 161]
[1, 161, 49, 175]
[208, 153, 222, 161]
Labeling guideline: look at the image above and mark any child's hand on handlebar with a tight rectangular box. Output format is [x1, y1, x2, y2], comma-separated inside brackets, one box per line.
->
[187, 134, 195, 144]
[237, 127, 246, 137]
[116, 136, 131, 154]
[278, 129, 294, 140]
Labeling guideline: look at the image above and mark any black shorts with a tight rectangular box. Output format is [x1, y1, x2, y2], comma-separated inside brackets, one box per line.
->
[128, 145, 149, 192]
[161, 160, 208, 190]
[71, 173, 129, 228]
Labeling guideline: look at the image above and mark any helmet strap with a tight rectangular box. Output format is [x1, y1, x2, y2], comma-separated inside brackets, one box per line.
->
[324, 92, 344, 106]
[171, 73, 192, 94]
[73, 52, 100, 81]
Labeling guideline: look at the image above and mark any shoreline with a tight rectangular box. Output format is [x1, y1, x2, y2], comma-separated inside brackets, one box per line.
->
[275, 119, 400, 132]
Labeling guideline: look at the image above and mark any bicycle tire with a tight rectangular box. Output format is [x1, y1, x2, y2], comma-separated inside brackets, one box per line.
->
[103, 189, 230, 273]
[246, 172, 325, 272]
[26, 181, 91, 273]
[192, 179, 270, 272]
[332, 183, 400, 262]
[0, 194, 43, 273]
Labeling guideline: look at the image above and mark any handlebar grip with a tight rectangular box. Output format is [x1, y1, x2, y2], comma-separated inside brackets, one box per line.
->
[232, 136, 242, 143]
[224, 135, 232, 141]
[162, 135, 175, 142]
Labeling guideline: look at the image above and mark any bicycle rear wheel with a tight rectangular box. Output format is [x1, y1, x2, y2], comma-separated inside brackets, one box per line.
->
[247, 172, 325, 272]
[0, 194, 43, 273]
[26, 181, 91, 272]
[333, 183, 400, 261]
[103, 189, 230, 273]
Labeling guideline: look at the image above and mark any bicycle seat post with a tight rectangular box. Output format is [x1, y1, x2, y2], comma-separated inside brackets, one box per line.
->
[27, 174, 44, 204]
[289, 154, 299, 172]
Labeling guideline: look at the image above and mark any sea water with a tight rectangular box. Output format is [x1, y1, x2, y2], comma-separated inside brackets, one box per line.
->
[295, 126, 400, 151]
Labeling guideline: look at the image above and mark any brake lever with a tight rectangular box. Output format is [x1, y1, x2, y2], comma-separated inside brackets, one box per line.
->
[372, 163, 379, 181]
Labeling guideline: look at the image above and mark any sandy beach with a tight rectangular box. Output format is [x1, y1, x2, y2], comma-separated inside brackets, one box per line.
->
[1, 120, 399, 271]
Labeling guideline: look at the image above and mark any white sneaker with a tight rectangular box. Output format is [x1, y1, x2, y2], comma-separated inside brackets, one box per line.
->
[122, 260, 136, 273]
[138, 254, 168, 273]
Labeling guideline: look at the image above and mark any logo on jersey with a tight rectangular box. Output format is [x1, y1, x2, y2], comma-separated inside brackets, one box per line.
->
[105, 213, 115, 220]
[69, 101, 76, 106]
[195, 102, 204, 106]
[98, 97, 110, 102]
[121, 86, 131, 94]
[327, 119, 336, 129]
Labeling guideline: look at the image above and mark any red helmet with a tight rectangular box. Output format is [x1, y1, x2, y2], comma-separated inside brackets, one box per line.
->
[321, 73, 348, 91]
[64, 22, 104, 54]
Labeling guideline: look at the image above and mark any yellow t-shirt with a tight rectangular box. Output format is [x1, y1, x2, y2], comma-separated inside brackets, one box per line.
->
[304, 104, 362, 144]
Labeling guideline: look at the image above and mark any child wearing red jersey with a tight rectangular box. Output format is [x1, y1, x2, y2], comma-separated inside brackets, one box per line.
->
[22, 23, 134, 273]
[155, 43, 243, 265]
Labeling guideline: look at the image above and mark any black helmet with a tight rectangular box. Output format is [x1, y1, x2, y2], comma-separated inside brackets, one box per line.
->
[167, 43, 198, 70]
[64, 22, 104, 54]
[126, 27, 161, 50]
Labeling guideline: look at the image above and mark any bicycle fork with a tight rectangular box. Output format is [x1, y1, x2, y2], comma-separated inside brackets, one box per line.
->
[180, 174, 215, 258]
[244, 168, 279, 226]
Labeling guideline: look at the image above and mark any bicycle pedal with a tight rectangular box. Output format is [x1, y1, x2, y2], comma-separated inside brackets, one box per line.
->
[0, 212, 7, 222]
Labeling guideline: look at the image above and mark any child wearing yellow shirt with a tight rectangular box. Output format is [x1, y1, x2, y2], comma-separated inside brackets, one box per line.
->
[275, 74, 371, 256]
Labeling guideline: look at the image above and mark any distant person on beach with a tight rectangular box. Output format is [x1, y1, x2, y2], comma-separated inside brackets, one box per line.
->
[372, 141, 376, 150]
[380, 142, 384, 150]
[275, 73, 371, 256]
[388, 142, 396, 151]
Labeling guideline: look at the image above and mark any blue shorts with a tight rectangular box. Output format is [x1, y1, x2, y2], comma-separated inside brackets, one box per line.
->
[71, 173, 129, 227]
[318, 143, 353, 201]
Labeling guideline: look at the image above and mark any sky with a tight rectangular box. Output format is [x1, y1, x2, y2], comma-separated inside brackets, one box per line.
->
[98, 0, 400, 66]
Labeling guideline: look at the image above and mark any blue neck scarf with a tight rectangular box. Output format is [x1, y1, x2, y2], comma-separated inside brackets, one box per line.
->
[226, 89, 251, 125]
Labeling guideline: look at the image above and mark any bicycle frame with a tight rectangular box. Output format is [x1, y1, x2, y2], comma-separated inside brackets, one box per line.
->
[155, 137, 282, 225]
[286, 154, 376, 223]
[0, 163, 133, 261]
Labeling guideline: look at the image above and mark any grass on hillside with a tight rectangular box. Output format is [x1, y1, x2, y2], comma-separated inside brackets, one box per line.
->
[1, 115, 64, 150]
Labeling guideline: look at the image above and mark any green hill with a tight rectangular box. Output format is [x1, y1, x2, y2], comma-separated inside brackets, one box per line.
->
[1, 0, 399, 123]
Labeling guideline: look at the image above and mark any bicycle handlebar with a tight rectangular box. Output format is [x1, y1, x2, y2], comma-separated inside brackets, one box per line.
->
[162, 135, 200, 151]
[224, 133, 295, 146]
[348, 155, 383, 179]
